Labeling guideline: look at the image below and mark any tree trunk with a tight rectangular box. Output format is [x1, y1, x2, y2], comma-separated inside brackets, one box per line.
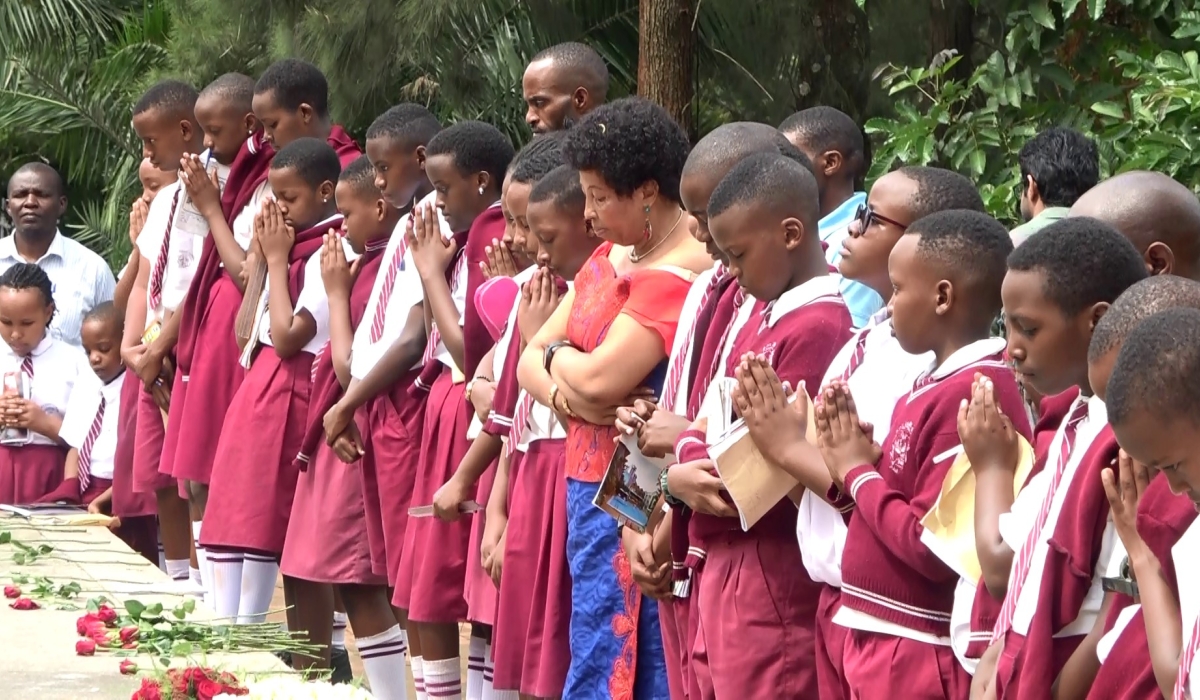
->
[929, 0, 975, 78]
[637, 0, 695, 137]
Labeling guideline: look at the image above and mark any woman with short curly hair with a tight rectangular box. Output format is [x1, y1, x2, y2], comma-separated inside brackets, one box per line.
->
[517, 97, 712, 699]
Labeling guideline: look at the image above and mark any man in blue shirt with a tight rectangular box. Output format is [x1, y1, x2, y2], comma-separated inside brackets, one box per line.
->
[780, 107, 880, 327]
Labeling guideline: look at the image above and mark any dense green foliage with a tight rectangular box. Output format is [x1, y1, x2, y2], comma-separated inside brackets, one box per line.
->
[1, 0, 1196, 262]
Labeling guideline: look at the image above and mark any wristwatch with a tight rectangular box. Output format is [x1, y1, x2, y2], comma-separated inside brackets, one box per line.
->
[661, 467, 683, 507]
[465, 376, 489, 404]
[543, 340, 574, 373]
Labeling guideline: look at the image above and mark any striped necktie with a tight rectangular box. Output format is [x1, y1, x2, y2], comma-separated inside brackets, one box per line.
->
[991, 397, 1091, 642]
[1176, 614, 1200, 699]
[147, 190, 182, 312]
[838, 328, 871, 383]
[368, 236, 409, 343]
[691, 287, 747, 411]
[660, 268, 725, 413]
[506, 392, 535, 459]
[76, 397, 106, 492]
[20, 355, 33, 379]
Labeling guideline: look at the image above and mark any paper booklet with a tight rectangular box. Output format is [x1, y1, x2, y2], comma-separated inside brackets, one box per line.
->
[593, 433, 675, 534]
[703, 377, 816, 532]
[237, 289, 269, 369]
[408, 501, 483, 518]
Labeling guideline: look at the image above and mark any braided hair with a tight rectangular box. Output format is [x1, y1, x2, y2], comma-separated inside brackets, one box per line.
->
[0, 263, 56, 319]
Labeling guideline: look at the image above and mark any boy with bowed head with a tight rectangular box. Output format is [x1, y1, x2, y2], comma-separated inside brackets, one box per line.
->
[818, 210, 1028, 700]
[518, 96, 708, 700]
[522, 42, 609, 134]
[957, 218, 1146, 697]
[1083, 276, 1200, 700]
[668, 151, 853, 699]
[251, 58, 360, 166]
[1103, 308, 1200, 700]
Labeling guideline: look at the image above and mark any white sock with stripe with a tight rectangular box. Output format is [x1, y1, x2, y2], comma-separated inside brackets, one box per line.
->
[332, 611, 348, 650]
[482, 642, 516, 700]
[237, 553, 278, 624]
[424, 657, 462, 700]
[165, 559, 189, 581]
[191, 521, 211, 605]
[411, 655, 427, 700]
[358, 624, 409, 700]
[466, 636, 485, 700]
[207, 551, 243, 619]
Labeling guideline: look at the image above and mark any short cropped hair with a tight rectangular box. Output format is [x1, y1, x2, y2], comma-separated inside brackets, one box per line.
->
[1107, 307, 1200, 427]
[9, 163, 64, 198]
[365, 103, 442, 149]
[707, 152, 820, 221]
[529, 164, 585, 212]
[338, 154, 379, 197]
[1088, 276, 1200, 364]
[254, 58, 329, 118]
[530, 42, 610, 100]
[684, 122, 813, 183]
[426, 121, 515, 187]
[779, 106, 867, 175]
[562, 97, 690, 203]
[134, 79, 198, 118]
[1007, 217, 1147, 316]
[1019, 127, 1099, 208]
[511, 132, 566, 185]
[271, 137, 342, 188]
[898, 166, 986, 220]
[199, 73, 255, 113]
[83, 300, 122, 330]
[908, 209, 1013, 316]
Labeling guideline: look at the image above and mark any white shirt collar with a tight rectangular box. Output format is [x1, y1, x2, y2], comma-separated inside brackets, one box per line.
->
[925, 336, 1007, 380]
[0, 229, 67, 264]
[766, 274, 844, 327]
[1085, 393, 1107, 424]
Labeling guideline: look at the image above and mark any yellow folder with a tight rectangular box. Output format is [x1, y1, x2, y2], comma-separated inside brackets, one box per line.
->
[919, 436, 1035, 582]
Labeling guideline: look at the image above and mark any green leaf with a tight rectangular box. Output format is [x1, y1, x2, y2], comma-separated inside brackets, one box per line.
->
[1088, 0, 1107, 20]
[0, 531, 10, 544]
[182, 599, 196, 614]
[1029, 0, 1056, 30]
[124, 599, 145, 620]
[1091, 101, 1126, 119]
[1061, 0, 1084, 16]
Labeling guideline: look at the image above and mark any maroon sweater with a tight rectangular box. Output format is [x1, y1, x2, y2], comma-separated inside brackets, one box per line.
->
[965, 387, 1081, 659]
[837, 343, 1031, 637]
[1085, 478, 1197, 700]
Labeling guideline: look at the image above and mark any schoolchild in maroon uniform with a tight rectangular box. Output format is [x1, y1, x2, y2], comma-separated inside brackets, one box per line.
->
[730, 166, 989, 700]
[959, 219, 1146, 698]
[1104, 308, 1200, 700]
[397, 121, 514, 699]
[490, 163, 599, 699]
[201, 139, 345, 624]
[277, 155, 407, 688]
[665, 152, 852, 700]
[1079, 276, 1200, 700]
[815, 210, 1028, 700]
[0, 265, 88, 504]
[124, 80, 204, 583]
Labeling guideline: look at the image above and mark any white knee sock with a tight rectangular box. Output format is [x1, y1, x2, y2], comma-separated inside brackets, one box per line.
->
[482, 642, 516, 700]
[466, 636, 486, 700]
[412, 655, 427, 700]
[191, 521, 212, 605]
[424, 657, 462, 700]
[207, 551, 244, 619]
[237, 553, 278, 624]
[358, 624, 410, 700]
[157, 538, 166, 571]
[332, 611, 348, 650]
[165, 558, 189, 581]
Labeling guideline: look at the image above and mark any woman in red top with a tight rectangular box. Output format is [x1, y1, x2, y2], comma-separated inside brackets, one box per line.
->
[517, 97, 711, 700]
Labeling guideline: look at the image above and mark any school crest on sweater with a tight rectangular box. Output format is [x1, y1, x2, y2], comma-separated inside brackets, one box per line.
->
[888, 421, 913, 474]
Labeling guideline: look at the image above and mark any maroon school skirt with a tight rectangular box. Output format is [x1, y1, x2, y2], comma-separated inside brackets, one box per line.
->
[464, 455, 499, 626]
[280, 441, 385, 585]
[0, 443, 66, 504]
[157, 369, 185, 479]
[995, 631, 1084, 700]
[201, 349, 312, 555]
[168, 274, 246, 485]
[131, 387, 173, 494]
[112, 372, 156, 518]
[492, 439, 571, 697]
[815, 584, 849, 700]
[393, 366, 474, 622]
[841, 629, 969, 700]
[359, 371, 424, 583]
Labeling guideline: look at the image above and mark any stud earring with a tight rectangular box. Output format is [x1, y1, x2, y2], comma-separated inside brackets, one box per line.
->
[478, 186, 485, 196]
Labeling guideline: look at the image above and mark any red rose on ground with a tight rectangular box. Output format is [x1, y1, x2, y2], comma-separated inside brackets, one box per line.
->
[88, 626, 111, 646]
[96, 604, 118, 625]
[121, 642, 138, 649]
[119, 659, 138, 675]
[131, 677, 163, 700]
[75, 639, 96, 655]
[9, 597, 38, 610]
[195, 678, 222, 700]
[76, 614, 98, 636]
[3, 585, 20, 598]
[118, 626, 139, 644]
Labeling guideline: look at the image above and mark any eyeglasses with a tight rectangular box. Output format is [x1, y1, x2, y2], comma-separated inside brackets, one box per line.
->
[854, 203, 908, 233]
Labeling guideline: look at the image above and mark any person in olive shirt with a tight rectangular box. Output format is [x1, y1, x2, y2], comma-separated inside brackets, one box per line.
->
[1010, 127, 1099, 246]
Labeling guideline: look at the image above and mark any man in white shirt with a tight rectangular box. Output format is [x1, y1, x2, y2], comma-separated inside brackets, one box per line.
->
[2, 163, 116, 347]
